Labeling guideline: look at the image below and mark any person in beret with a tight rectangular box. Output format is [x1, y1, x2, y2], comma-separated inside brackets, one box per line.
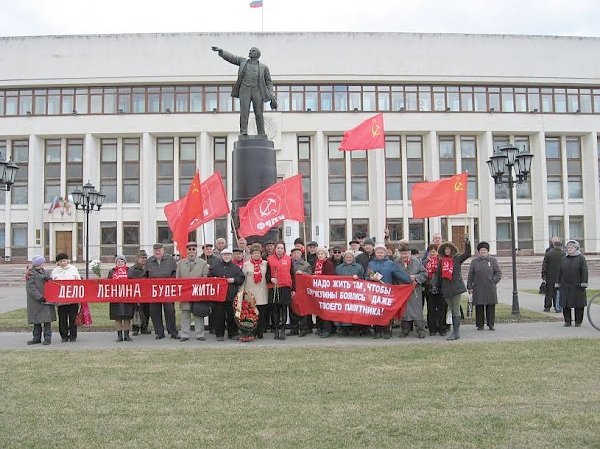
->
[467, 241, 502, 331]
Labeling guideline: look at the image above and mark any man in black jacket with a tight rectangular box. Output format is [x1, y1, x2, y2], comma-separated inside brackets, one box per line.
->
[356, 238, 376, 271]
[128, 250, 151, 335]
[208, 248, 245, 341]
[542, 239, 565, 312]
[144, 243, 178, 340]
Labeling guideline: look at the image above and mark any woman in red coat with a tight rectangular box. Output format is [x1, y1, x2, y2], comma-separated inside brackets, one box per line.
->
[312, 247, 336, 338]
[266, 241, 293, 340]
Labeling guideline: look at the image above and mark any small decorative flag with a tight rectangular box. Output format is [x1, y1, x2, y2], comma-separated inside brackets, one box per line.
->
[249, 0, 263, 8]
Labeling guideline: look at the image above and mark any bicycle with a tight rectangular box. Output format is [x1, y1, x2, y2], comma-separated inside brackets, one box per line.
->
[587, 292, 600, 331]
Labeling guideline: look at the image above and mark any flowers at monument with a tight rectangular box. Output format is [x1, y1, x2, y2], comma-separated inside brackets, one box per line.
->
[88, 259, 102, 278]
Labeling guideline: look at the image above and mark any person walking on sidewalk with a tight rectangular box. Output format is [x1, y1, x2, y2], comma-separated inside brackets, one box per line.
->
[542, 239, 565, 312]
[434, 238, 471, 341]
[51, 253, 81, 342]
[26, 256, 56, 345]
[556, 240, 588, 327]
[467, 241, 502, 331]
[108, 255, 134, 342]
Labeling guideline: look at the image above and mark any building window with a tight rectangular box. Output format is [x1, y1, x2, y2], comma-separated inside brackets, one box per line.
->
[11, 223, 28, 258]
[517, 217, 533, 250]
[100, 221, 117, 259]
[213, 137, 228, 239]
[408, 219, 425, 250]
[66, 139, 83, 196]
[123, 222, 140, 258]
[514, 136, 531, 199]
[496, 217, 512, 252]
[298, 136, 312, 242]
[179, 137, 197, 197]
[569, 216, 584, 248]
[493, 135, 510, 199]
[44, 223, 50, 260]
[546, 137, 562, 200]
[0, 224, 5, 258]
[214, 218, 228, 242]
[566, 137, 582, 199]
[385, 136, 401, 201]
[44, 139, 61, 203]
[406, 136, 424, 199]
[100, 139, 117, 203]
[11, 140, 29, 205]
[352, 219, 369, 242]
[122, 138, 140, 203]
[548, 216, 564, 241]
[460, 136, 478, 199]
[329, 219, 346, 248]
[350, 150, 368, 201]
[156, 137, 174, 203]
[438, 136, 456, 177]
[387, 219, 403, 241]
[156, 221, 174, 255]
[328, 136, 345, 201]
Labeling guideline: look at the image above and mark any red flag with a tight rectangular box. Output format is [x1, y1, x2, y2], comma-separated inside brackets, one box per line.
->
[164, 171, 204, 257]
[411, 173, 468, 219]
[200, 172, 230, 223]
[339, 113, 385, 151]
[238, 175, 304, 238]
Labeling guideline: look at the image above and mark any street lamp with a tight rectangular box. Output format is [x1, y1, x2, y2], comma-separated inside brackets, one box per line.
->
[487, 145, 534, 315]
[0, 159, 19, 191]
[72, 181, 105, 279]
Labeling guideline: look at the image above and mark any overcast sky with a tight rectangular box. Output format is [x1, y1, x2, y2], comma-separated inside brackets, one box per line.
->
[0, 0, 599, 37]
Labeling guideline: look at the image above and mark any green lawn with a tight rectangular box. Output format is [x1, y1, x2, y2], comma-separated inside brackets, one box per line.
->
[1, 339, 599, 449]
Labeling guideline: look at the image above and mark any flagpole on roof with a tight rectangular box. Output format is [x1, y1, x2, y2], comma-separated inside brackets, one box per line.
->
[262, 0, 264, 32]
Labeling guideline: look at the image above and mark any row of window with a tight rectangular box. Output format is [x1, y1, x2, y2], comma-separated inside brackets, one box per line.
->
[2, 84, 600, 116]
[0, 133, 594, 206]
[0, 214, 584, 262]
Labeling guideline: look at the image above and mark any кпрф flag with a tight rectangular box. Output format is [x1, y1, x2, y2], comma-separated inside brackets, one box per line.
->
[339, 113, 385, 151]
[411, 173, 468, 218]
[238, 175, 304, 238]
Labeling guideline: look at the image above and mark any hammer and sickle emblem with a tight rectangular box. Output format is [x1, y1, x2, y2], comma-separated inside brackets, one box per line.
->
[371, 120, 381, 138]
[258, 197, 278, 217]
[454, 179, 464, 192]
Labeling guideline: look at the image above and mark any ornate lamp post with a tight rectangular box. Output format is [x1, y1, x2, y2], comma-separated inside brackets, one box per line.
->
[487, 145, 534, 315]
[0, 159, 19, 191]
[72, 181, 105, 279]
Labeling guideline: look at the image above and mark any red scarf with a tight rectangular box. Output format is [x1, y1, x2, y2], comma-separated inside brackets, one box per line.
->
[441, 256, 454, 280]
[426, 256, 438, 279]
[314, 259, 325, 275]
[251, 259, 263, 283]
[234, 258, 244, 268]
[112, 265, 128, 280]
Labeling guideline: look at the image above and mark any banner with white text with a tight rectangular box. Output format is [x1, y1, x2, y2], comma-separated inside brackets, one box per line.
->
[44, 278, 228, 304]
[292, 275, 414, 326]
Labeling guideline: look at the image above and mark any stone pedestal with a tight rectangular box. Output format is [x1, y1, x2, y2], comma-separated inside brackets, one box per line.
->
[232, 136, 279, 244]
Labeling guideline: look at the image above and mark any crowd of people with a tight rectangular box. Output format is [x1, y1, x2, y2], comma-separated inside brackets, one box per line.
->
[24, 233, 589, 345]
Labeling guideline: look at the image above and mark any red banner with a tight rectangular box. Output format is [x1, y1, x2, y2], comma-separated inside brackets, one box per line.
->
[44, 278, 228, 304]
[411, 173, 468, 218]
[292, 275, 414, 326]
[238, 175, 304, 238]
[339, 113, 385, 151]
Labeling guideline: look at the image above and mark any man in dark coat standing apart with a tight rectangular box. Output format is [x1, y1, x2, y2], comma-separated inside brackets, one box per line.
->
[542, 239, 565, 312]
[212, 46, 277, 136]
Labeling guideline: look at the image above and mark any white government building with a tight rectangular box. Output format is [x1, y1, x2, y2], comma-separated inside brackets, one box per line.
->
[0, 32, 599, 262]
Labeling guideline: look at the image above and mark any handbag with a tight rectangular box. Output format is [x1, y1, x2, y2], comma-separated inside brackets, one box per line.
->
[191, 301, 212, 317]
[539, 281, 547, 295]
[74, 302, 92, 326]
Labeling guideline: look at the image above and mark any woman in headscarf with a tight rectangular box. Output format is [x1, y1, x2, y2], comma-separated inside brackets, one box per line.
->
[242, 243, 269, 339]
[467, 241, 502, 331]
[433, 238, 471, 341]
[108, 255, 135, 342]
[26, 256, 56, 345]
[556, 240, 588, 327]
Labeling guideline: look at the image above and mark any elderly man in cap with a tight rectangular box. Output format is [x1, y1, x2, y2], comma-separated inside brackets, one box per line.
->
[232, 247, 245, 268]
[128, 249, 151, 335]
[356, 238, 376, 271]
[144, 243, 179, 339]
[305, 241, 318, 267]
[209, 248, 245, 341]
[176, 242, 210, 342]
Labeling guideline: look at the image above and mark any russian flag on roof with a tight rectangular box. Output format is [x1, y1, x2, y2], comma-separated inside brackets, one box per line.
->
[249, 0, 263, 8]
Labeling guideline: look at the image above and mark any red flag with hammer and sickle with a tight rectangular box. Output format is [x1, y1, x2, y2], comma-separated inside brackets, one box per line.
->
[339, 113, 385, 151]
[411, 173, 468, 219]
[237, 175, 305, 238]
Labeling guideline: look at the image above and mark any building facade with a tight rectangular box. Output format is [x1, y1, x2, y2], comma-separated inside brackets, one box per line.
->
[0, 32, 599, 262]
